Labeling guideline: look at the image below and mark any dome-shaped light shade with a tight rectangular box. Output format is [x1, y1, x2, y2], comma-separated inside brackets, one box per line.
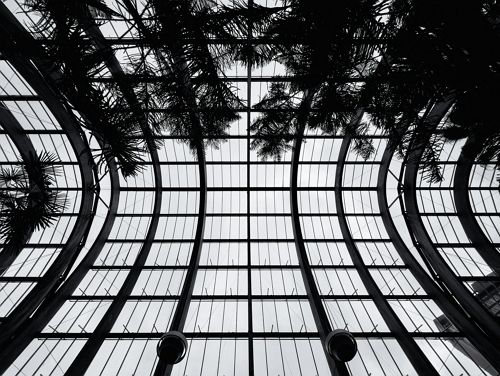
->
[325, 329, 357, 362]
[157, 331, 188, 364]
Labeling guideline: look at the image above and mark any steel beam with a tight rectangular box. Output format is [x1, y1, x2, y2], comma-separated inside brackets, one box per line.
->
[335, 135, 439, 376]
[453, 139, 500, 270]
[33, 331, 467, 339]
[0, 153, 120, 372]
[403, 97, 500, 366]
[290, 129, 348, 375]
[0, 3, 95, 358]
[62, 12, 164, 376]
[378, 147, 500, 371]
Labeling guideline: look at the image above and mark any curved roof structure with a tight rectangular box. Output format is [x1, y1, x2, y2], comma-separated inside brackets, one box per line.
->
[0, 1, 499, 375]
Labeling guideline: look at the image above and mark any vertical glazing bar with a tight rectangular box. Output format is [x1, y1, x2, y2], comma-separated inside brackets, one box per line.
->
[247, 1, 255, 374]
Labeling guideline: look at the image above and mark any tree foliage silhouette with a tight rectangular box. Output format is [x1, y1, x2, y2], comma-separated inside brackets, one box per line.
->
[124, 0, 249, 157]
[249, 0, 391, 161]
[25, 0, 145, 178]
[244, 0, 500, 181]
[21, 0, 500, 181]
[0, 152, 66, 257]
[363, 0, 500, 181]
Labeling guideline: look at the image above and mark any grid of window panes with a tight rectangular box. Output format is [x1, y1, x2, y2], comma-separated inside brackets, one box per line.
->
[0, 0, 499, 375]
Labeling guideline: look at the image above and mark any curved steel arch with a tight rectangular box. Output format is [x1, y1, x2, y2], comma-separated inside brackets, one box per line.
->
[0, 23, 122, 365]
[106, 3, 210, 375]
[0, 152, 120, 374]
[289, 126, 349, 376]
[378, 148, 500, 372]
[65, 164, 162, 376]
[335, 134, 439, 376]
[154, 144, 207, 376]
[59, 18, 165, 376]
[56, 6, 208, 375]
[402, 97, 500, 350]
[0, 2, 95, 351]
[453, 139, 500, 270]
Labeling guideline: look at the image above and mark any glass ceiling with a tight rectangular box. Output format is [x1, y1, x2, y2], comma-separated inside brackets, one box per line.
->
[0, 1, 499, 375]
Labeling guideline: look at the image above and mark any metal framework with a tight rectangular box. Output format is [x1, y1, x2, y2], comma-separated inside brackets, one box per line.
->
[0, 1, 499, 375]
